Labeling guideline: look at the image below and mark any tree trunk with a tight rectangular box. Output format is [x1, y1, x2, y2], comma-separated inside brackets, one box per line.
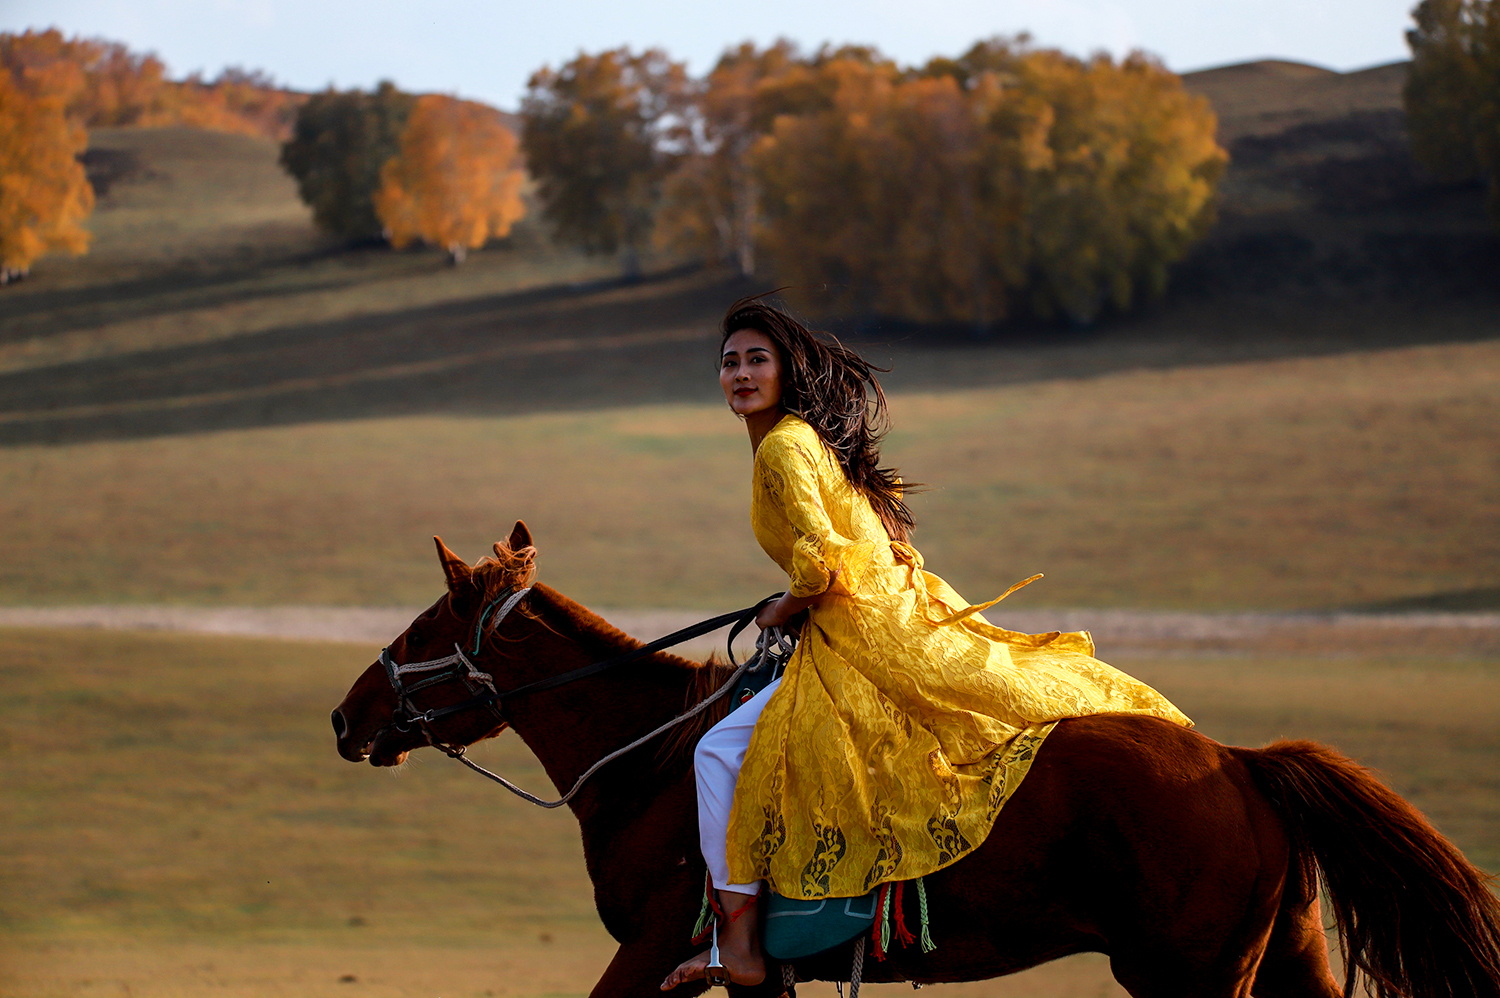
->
[620, 244, 641, 282]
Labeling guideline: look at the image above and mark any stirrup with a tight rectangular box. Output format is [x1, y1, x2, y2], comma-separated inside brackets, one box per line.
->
[706, 921, 730, 987]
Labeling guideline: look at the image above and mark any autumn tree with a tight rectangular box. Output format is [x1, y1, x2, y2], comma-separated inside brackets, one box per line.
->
[753, 40, 1223, 327]
[1, 29, 301, 139]
[280, 82, 414, 241]
[0, 45, 94, 282]
[521, 48, 689, 275]
[658, 42, 911, 275]
[0, 29, 159, 125]
[1405, 0, 1500, 220]
[373, 94, 526, 263]
[1002, 48, 1225, 322]
[657, 40, 820, 275]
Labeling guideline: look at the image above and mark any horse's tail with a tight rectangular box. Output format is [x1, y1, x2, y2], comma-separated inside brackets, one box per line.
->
[1239, 740, 1500, 998]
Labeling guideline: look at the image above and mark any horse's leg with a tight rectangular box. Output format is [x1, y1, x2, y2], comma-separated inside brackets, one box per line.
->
[1249, 891, 1341, 998]
[1101, 856, 1277, 998]
[1074, 724, 1288, 998]
[590, 929, 712, 998]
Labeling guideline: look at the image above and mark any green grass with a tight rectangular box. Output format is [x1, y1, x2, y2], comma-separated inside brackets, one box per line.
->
[1, 338, 1495, 611]
[1, 626, 1494, 997]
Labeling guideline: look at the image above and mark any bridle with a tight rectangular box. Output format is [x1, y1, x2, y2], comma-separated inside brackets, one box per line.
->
[378, 587, 795, 808]
[380, 586, 531, 738]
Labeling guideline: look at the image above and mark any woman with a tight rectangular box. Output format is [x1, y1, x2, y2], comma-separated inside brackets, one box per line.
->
[662, 298, 1190, 990]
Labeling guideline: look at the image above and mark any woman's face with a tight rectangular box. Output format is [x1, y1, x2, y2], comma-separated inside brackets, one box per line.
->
[720, 329, 784, 418]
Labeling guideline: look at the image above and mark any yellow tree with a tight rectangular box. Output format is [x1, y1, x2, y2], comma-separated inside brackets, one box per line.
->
[0, 29, 167, 126]
[0, 58, 94, 282]
[754, 40, 1224, 329]
[1012, 49, 1225, 323]
[374, 94, 526, 263]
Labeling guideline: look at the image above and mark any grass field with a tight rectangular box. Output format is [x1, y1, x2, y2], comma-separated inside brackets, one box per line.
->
[1, 624, 1495, 997]
[2, 336, 1496, 611]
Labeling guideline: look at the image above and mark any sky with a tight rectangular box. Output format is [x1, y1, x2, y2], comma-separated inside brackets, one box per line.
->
[2, 0, 1418, 109]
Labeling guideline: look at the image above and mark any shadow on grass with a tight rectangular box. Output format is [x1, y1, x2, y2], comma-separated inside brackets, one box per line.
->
[1353, 588, 1500, 612]
[2, 258, 1499, 448]
[0, 241, 550, 344]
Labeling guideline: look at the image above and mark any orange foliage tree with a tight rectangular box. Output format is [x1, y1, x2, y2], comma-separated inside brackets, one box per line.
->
[0, 28, 302, 140]
[0, 48, 93, 281]
[751, 52, 1029, 324]
[374, 95, 526, 263]
[743, 39, 1224, 327]
[659, 42, 903, 277]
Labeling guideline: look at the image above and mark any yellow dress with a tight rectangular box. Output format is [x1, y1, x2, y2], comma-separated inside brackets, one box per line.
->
[726, 414, 1192, 899]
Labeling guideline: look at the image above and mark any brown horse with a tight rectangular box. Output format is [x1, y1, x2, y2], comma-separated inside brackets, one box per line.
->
[332, 524, 1500, 998]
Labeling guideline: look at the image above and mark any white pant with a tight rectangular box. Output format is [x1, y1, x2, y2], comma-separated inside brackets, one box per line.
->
[695, 676, 782, 893]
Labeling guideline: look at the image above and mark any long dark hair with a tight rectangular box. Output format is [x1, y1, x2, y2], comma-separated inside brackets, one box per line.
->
[721, 295, 916, 542]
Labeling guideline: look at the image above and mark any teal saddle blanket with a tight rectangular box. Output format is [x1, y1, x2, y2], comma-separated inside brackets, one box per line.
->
[763, 888, 879, 960]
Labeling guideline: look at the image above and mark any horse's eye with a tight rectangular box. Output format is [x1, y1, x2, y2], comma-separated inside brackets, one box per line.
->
[406, 631, 427, 649]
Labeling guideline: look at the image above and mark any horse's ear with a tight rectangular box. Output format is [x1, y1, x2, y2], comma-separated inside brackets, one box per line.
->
[434, 536, 472, 591]
[507, 520, 533, 551]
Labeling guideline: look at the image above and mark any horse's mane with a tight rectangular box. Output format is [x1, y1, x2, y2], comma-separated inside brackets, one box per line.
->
[473, 536, 737, 770]
[473, 538, 538, 603]
[658, 654, 738, 766]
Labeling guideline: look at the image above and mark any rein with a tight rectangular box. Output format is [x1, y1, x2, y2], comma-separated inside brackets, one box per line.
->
[379, 588, 793, 808]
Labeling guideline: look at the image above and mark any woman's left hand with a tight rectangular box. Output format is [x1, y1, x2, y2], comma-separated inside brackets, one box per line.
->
[757, 571, 835, 630]
[756, 595, 799, 630]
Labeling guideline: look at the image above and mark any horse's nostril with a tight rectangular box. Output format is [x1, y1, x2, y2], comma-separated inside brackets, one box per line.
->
[331, 709, 348, 740]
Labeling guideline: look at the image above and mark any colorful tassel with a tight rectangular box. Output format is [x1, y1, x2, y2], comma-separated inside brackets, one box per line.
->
[892, 880, 916, 948]
[879, 882, 893, 956]
[692, 871, 716, 943]
[915, 877, 935, 953]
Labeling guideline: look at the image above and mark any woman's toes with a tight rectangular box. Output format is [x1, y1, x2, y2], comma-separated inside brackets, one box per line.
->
[662, 955, 706, 990]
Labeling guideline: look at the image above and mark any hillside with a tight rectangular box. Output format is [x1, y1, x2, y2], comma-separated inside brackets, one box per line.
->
[71, 127, 322, 283]
[1176, 59, 1495, 301]
[1181, 59, 1409, 141]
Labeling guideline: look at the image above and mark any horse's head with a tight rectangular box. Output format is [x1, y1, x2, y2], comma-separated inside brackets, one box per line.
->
[332, 521, 537, 767]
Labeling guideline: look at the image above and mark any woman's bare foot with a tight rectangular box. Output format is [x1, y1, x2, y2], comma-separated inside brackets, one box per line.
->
[661, 890, 765, 990]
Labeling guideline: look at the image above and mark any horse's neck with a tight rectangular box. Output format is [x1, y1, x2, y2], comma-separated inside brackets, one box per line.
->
[502, 584, 698, 822]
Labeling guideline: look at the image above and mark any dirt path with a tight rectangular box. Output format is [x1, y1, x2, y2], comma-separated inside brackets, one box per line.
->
[3, 605, 1496, 660]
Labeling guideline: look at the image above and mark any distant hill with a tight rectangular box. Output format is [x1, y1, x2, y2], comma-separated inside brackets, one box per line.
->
[1173, 58, 1494, 300]
[1181, 59, 1407, 142]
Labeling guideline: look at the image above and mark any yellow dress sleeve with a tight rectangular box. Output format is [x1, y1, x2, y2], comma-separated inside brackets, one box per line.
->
[757, 427, 877, 598]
